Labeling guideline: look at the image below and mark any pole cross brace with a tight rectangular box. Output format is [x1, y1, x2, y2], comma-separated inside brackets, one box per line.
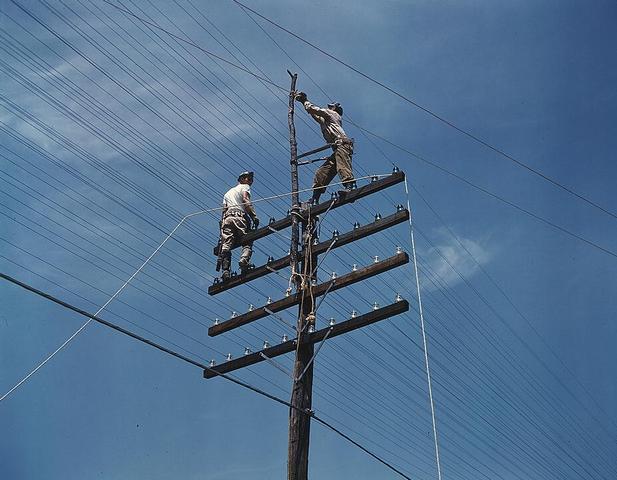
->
[211, 171, 405, 256]
[208, 252, 409, 337]
[208, 208, 410, 295]
[203, 300, 409, 379]
[297, 143, 333, 161]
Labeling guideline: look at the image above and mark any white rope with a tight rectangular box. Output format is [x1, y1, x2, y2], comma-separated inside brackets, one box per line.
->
[1, 210, 215, 402]
[404, 178, 443, 480]
[1, 172, 394, 402]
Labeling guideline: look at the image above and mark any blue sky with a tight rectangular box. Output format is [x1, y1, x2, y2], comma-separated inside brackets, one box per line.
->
[1, 0, 616, 479]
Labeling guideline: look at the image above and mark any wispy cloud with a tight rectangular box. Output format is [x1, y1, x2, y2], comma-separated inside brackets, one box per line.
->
[422, 227, 492, 290]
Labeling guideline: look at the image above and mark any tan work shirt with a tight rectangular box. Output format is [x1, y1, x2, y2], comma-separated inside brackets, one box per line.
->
[303, 101, 348, 144]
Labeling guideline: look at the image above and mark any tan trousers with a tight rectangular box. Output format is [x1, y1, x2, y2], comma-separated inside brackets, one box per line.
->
[312, 143, 354, 196]
[220, 214, 252, 266]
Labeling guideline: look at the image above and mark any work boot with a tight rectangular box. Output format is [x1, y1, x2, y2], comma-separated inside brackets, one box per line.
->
[220, 252, 231, 281]
[338, 181, 356, 202]
[238, 258, 253, 274]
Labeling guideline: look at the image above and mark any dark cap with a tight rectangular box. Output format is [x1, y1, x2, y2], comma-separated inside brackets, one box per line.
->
[327, 102, 343, 115]
[237, 171, 254, 182]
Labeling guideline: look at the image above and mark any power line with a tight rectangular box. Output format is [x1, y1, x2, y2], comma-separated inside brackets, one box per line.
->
[0, 271, 413, 480]
[231, 0, 617, 222]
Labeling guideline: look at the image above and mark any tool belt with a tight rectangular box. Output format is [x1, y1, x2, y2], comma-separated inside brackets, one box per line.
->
[224, 208, 246, 218]
[335, 137, 353, 145]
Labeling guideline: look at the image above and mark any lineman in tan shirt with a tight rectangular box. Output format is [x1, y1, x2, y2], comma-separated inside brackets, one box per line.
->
[295, 91, 355, 204]
[218, 171, 259, 280]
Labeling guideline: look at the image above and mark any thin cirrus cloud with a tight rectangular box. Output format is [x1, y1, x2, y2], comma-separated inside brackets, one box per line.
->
[422, 228, 492, 290]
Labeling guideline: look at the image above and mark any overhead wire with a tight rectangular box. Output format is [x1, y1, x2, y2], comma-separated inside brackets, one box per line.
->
[0, 271, 414, 480]
[231, 0, 617, 222]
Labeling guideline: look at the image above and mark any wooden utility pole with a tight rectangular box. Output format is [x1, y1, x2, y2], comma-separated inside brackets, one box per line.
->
[204, 72, 410, 479]
[287, 70, 314, 480]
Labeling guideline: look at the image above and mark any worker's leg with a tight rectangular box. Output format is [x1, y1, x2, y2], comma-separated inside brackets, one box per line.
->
[219, 218, 235, 280]
[234, 217, 252, 272]
[311, 154, 337, 203]
[335, 143, 354, 188]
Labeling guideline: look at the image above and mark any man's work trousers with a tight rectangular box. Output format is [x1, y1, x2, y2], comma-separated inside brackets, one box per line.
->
[220, 214, 252, 268]
[312, 143, 354, 197]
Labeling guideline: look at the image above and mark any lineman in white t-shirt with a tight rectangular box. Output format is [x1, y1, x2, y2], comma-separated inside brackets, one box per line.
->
[217, 171, 259, 280]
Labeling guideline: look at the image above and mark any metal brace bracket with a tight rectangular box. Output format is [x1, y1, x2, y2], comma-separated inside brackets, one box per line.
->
[295, 326, 333, 382]
[260, 351, 294, 379]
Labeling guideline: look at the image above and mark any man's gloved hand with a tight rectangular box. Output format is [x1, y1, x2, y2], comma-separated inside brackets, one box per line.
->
[295, 91, 307, 103]
[252, 216, 260, 229]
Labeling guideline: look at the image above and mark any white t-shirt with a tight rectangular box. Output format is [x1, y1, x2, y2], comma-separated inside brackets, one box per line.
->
[223, 183, 251, 212]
